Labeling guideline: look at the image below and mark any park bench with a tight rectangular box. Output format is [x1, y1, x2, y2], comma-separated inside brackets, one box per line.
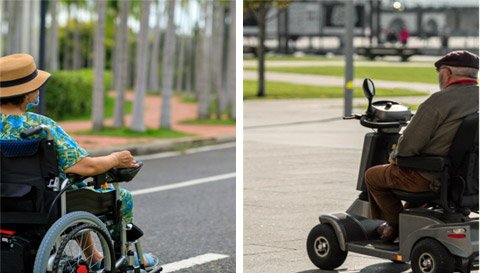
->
[356, 46, 421, 62]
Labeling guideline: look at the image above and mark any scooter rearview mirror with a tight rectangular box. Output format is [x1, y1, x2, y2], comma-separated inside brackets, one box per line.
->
[362, 78, 375, 113]
[362, 78, 375, 99]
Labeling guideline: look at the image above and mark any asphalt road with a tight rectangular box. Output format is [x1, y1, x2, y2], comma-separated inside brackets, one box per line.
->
[121, 144, 236, 272]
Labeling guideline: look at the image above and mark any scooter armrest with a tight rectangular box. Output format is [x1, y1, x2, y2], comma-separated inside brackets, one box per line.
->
[396, 156, 449, 172]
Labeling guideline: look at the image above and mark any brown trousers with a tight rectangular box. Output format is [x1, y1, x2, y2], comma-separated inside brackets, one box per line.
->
[364, 164, 432, 225]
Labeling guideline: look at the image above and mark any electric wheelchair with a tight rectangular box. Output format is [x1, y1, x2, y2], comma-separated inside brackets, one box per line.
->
[1, 125, 162, 273]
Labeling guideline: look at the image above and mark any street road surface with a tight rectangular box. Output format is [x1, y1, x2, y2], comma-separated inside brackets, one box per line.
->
[122, 144, 236, 273]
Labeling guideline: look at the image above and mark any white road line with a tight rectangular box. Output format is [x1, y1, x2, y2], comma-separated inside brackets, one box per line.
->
[136, 143, 236, 161]
[161, 253, 230, 273]
[131, 173, 236, 196]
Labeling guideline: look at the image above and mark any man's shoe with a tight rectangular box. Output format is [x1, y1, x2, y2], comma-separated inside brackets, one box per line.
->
[376, 222, 388, 236]
[381, 224, 399, 243]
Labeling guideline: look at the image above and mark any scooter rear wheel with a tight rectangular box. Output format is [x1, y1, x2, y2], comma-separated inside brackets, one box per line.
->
[306, 224, 347, 270]
[411, 238, 455, 273]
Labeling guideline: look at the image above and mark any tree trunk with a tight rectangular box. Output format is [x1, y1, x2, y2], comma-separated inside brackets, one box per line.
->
[113, 0, 130, 128]
[257, 5, 267, 97]
[160, 0, 176, 129]
[72, 1, 81, 70]
[212, 2, 225, 119]
[148, 2, 163, 93]
[185, 37, 193, 97]
[197, 1, 211, 119]
[92, 0, 106, 131]
[175, 35, 185, 93]
[130, 0, 151, 132]
[47, 0, 59, 71]
[63, 4, 71, 70]
[226, 0, 236, 119]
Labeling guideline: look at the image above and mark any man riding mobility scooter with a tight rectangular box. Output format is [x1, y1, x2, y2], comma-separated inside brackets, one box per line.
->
[1, 125, 162, 273]
[306, 79, 479, 273]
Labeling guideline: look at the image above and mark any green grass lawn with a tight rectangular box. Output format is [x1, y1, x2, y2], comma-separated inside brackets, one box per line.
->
[181, 119, 236, 125]
[76, 127, 190, 138]
[244, 80, 428, 100]
[61, 96, 133, 121]
[244, 66, 438, 84]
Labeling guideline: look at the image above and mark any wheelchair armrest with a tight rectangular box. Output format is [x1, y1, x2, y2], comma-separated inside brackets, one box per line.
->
[396, 156, 449, 172]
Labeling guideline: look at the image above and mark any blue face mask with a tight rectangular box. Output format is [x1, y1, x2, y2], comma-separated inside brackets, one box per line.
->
[26, 95, 40, 112]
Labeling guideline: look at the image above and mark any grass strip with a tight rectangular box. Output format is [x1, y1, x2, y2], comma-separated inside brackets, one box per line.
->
[244, 80, 428, 100]
[76, 127, 191, 138]
[244, 66, 437, 84]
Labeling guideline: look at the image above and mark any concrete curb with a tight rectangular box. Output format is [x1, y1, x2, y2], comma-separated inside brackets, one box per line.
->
[86, 134, 236, 156]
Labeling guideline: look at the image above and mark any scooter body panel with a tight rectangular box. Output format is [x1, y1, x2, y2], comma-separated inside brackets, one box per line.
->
[398, 210, 479, 261]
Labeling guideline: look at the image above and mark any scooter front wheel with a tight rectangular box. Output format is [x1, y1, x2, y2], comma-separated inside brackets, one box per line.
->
[306, 223, 347, 270]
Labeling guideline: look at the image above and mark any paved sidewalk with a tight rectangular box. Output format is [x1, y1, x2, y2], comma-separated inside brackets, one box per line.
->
[243, 97, 425, 273]
[59, 93, 235, 154]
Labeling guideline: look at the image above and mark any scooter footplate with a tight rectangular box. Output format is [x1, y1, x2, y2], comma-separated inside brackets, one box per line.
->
[347, 240, 399, 261]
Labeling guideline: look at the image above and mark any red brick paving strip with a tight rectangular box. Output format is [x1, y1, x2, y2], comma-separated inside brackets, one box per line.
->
[59, 93, 235, 150]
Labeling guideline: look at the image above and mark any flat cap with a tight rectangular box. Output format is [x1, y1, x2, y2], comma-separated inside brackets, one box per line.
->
[434, 50, 479, 70]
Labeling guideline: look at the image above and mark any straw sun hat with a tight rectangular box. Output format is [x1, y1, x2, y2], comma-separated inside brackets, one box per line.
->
[0, 54, 51, 98]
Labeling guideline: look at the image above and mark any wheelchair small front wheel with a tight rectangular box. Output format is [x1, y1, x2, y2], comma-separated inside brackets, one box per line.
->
[33, 211, 115, 273]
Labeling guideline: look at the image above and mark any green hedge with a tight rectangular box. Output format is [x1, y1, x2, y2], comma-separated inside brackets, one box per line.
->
[45, 69, 112, 120]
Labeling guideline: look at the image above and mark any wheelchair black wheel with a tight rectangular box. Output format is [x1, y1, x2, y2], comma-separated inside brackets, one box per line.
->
[33, 211, 115, 273]
[52, 223, 114, 273]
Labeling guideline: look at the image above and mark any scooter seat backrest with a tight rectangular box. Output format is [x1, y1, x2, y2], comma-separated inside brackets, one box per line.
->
[0, 138, 59, 225]
[447, 112, 479, 210]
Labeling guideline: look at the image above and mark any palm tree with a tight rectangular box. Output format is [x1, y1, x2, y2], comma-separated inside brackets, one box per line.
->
[148, 0, 163, 93]
[47, 0, 59, 71]
[130, 0, 151, 132]
[226, 0, 236, 119]
[113, 0, 130, 128]
[92, 0, 106, 130]
[160, 0, 177, 129]
[212, 1, 226, 119]
[196, 1, 211, 119]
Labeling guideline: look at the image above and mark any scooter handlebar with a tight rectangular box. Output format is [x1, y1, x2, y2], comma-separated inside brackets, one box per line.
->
[359, 115, 404, 129]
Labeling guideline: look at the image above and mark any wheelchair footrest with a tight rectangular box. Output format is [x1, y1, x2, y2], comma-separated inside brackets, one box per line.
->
[126, 223, 144, 242]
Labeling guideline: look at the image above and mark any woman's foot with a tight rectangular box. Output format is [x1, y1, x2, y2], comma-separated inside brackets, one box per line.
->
[134, 252, 160, 271]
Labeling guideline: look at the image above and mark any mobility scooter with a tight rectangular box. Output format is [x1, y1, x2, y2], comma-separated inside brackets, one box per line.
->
[1, 125, 162, 273]
[306, 79, 479, 273]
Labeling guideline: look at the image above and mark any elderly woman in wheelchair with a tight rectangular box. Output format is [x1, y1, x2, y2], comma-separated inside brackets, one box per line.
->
[1, 54, 161, 272]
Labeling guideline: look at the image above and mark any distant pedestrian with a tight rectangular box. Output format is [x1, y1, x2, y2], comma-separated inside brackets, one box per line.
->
[399, 26, 409, 47]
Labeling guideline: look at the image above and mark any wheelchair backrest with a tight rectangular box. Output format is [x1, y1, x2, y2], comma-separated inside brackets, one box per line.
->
[0, 138, 60, 225]
[447, 112, 479, 209]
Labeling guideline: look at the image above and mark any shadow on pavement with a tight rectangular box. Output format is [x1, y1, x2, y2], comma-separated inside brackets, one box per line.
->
[297, 262, 410, 273]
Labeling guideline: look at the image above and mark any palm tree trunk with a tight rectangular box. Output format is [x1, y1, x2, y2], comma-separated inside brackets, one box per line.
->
[160, 0, 176, 129]
[197, 1, 211, 119]
[212, 2, 225, 119]
[72, 1, 81, 70]
[130, 0, 151, 132]
[185, 37, 193, 97]
[63, 3, 71, 70]
[175, 35, 185, 93]
[48, 0, 59, 71]
[92, 0, 106, 131]
[113, 0, 130, 128]
[148, 1, 163, 93]
[226, 0, 236, 119]
[257, 5, 267, 97]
